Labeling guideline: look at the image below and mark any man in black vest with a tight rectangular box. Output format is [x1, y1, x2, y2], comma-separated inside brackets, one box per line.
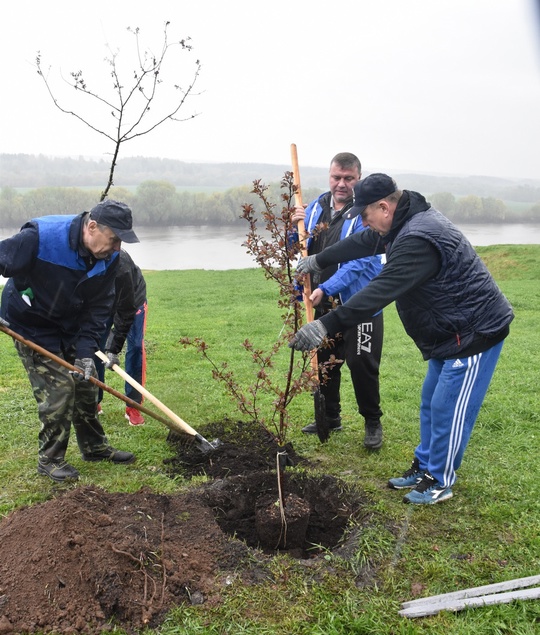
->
[291, 174, 514, 505]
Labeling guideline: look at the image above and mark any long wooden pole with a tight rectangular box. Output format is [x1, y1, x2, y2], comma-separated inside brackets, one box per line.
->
[290, 143, 314, 324]
[0, 324, 176, 430]
[95, 350, 198, 437]
[290, 143, 329, 443]
[95, 351, 220, 453]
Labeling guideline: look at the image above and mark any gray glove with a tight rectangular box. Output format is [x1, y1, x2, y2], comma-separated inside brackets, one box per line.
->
[289, 320, 328, 351]
[104, 351, 120, 369]
[70, 358, 96, 382]
[0, 316, 10, 328]
[296, 255, 322, 275]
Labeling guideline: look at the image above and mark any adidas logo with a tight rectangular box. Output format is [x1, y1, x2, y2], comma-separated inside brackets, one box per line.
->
[452, 359, 464, 368]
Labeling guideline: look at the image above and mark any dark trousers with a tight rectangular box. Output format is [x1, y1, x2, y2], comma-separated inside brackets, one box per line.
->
[96, 301, 148, 405]
[15, 341, 109, 460]
[123, 302, 147, 403]
[316, 311, 384, 423]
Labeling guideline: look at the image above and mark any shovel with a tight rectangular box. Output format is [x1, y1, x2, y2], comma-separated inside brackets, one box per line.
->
[290, 143, 329, 443]
[0, 323, 219, 453]
[95, 351, 222, 454]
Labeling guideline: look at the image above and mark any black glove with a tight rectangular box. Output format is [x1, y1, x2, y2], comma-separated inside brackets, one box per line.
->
[0, 316, 10, 328]
[104, 351, 120, 369]
[70, 358, 96, 382]
[105, 330, 115, 351]
[289, 321, 328, 351]
[296, 255, 322, 275]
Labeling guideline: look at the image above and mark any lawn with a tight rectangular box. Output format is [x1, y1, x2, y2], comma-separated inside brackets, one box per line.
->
[0, 245, 538, 634]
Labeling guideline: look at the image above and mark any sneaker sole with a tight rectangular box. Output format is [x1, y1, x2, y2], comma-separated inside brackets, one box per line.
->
[403, 489, 454, 505]
[388, 479, 422, 490]
[125, 414, 145, 426]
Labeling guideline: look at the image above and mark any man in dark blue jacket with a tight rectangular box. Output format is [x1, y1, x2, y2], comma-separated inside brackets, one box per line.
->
[0, 200, 140, 482]
[291, 174, 514, 504]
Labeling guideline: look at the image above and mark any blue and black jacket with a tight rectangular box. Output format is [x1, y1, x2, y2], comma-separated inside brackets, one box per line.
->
[295, 191, 383, 308]
[0, 213, 119, 358]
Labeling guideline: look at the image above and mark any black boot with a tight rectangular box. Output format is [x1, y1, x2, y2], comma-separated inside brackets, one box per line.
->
[302, 417, 342, 434]
[82, 446, 136, 463]
[364, 419, 383, 450]
[37, 458, 80, 482]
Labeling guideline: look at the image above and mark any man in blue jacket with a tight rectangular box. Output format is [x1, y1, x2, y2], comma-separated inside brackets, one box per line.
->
[0, 200, 140, 482]
[291, 174, 514, 504]
[292, 153, 385, 449]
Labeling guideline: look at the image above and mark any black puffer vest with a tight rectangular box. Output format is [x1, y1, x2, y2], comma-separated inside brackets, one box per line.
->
[388, 208, 514, 360]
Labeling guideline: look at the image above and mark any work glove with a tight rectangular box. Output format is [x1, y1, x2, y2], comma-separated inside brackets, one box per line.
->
[289, 320, 328, 352]
[70, 358, 96, 382]
[104, 351, 120, 369]
[105, 330, 115, 351]
[296, 255, 322, 275]
[0, 316, 10, 328]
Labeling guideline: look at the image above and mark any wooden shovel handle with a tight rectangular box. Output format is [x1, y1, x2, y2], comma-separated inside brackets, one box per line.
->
[95, 350, 198, 437]
[0, 323, 179, 430]
[290, 143, 314, 320]
[291, 143, 320, 375]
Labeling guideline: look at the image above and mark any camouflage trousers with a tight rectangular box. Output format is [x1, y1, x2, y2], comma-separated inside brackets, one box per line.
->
[15, 341, 110, 460]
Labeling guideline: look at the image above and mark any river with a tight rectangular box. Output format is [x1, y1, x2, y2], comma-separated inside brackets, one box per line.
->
[1, 223, 539, 273]
[121, 222, 540, 270]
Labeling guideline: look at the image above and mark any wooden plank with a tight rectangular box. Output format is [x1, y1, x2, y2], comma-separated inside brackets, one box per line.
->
[401, 574, 540, 608]
[399, 586, 540, 618]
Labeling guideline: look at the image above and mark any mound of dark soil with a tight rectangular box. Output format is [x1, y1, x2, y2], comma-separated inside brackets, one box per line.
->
[164, 419, 306, 479]
[0, 421, 372, 634]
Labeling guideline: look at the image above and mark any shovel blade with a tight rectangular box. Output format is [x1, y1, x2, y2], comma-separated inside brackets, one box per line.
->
[313, 389, 329, 443]
[194, 433, 224, 454]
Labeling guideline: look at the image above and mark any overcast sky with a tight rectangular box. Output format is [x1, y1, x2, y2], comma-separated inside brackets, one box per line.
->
[1, 0, 539, 181]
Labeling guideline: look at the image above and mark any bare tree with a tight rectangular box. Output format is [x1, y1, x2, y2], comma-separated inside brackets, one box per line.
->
[36, 22, 202, 200]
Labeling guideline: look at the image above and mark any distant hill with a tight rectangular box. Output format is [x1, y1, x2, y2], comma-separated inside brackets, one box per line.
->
[1, 153, 539, 202]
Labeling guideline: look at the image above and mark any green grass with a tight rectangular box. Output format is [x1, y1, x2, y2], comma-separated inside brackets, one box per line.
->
[0, 245, 539, 634]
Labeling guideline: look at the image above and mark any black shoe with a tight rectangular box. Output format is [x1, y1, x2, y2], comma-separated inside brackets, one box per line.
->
[37, 458, 80, 483]
[82, 447, 136, 464]
[364, 421, 383, 450]
[302, 417, 342, 434]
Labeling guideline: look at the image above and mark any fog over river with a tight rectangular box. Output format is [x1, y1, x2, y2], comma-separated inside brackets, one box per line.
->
[123, 223, 540, 271]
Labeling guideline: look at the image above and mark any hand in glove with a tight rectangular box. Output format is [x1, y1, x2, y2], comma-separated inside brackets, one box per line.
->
[104, 351, 120, 369]
[296, 255, 322, 275]
[0, 316, 10, 328]
[289, 320, 328, 352]
[70, 358, 96, 382]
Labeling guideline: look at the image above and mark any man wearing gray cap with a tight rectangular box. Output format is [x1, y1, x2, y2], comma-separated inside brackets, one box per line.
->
[0, 200, 140, 482]
[291, 174, 513, 505]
